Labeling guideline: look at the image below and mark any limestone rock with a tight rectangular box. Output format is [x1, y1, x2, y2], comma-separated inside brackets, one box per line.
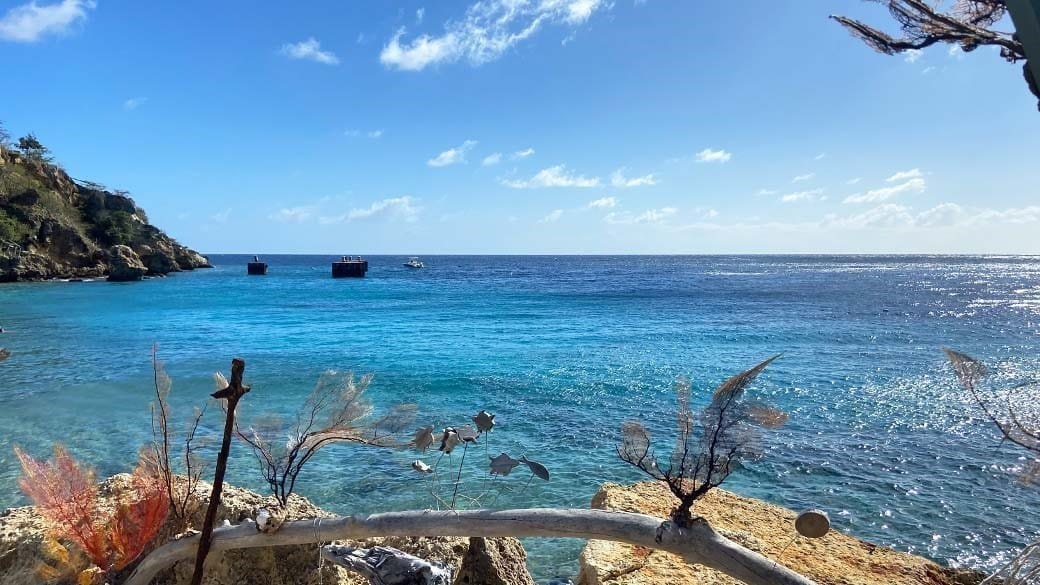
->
[0, 476, 531, 585]
[455, 537, 536, 585]
[107, 245, 147, 282]
[577, 482, 986, 585]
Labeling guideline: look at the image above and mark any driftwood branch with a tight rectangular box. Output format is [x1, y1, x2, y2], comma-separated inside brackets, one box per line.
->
[189, 358, 250, 585]
[124, 508, 815, 585]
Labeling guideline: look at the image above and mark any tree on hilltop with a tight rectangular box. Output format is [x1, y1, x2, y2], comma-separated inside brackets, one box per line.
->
[831, 1, 1039, 110]
[17, 133, 53, 163]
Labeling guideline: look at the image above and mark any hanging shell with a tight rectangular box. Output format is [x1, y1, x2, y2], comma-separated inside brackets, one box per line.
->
[795, 509, 830, 538]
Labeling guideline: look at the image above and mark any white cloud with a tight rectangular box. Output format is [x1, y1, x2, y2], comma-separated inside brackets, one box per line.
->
[540, 209, 564, 223]
[123, 97, 147, 111]
[428, 139, 477, 167]
[280, 38, 340, 65]
[780, 188, 825, 203]
[269, 206, 314, 223]
[843, 177, 926, 204]
[922, 66, 936, 74]
[511, 147, 535, 159]
[346, 129, 383, 138]
[210, 208, 232, 224]
[700, 208, 719, 219]
[604, 207, 677, 225]
[824, 203, 1040, 230]
[886, 168, 923, 182]
[695, 148, 731, 163]
[792, 172, 815, 183]
[757, 188, 777, 196]
[416, 7, 425, 23]
[587, 196, 617, 209]
[846, 177, 862, 185]
[0, 0, 94, 43]
[380, 0, 608, 71]
[320, 196, 420, 223]
[814, 153, 826, 160]
[948, 45, 964, 59]
[904, 48, 923, 63]
[502, 165, 600, 188]
[610, 168, 657, 188]
[482, 152, 502, 166]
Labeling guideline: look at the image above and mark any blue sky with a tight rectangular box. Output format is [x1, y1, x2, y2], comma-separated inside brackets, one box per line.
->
[2, 0, 1038, 254]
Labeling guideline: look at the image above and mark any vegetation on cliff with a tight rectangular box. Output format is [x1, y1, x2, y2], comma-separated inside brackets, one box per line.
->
[0, 124, 209, 282]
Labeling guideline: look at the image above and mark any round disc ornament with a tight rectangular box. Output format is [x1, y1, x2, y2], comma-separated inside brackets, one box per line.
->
[795, 509, 830, 539]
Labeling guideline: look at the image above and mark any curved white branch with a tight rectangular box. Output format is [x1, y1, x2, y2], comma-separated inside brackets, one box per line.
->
[124, 508, 815, 585]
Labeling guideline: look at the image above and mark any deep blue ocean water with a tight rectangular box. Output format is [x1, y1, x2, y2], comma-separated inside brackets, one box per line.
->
[1, 254, 1038, 581]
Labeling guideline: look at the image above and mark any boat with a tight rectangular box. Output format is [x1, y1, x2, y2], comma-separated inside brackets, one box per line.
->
[404, 257, 425, 269]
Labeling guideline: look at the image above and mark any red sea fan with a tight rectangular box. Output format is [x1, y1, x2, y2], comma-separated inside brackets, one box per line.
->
[14, 444, 107, 567]
[109, 458, 170, 570]
[15, 445, 170, 573]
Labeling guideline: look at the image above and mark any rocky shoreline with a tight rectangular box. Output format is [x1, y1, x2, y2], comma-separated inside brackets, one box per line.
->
[0, 146, 210, 283]
[0, 477, 989, 585]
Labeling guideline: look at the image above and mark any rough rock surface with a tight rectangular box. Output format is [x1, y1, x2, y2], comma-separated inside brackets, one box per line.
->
[577, 482, 985, 585]
[0, 475, 533, 585]
[0, 146, 210, 282]
[456, 537, 536, 585]
[107, 245, 148, 282]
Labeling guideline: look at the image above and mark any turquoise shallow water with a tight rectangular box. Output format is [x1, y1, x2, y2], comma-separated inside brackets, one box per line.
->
[1, 254, 1039, 581]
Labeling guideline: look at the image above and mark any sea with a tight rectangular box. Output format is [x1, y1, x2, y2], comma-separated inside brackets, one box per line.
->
[0, 255, 1038, 582]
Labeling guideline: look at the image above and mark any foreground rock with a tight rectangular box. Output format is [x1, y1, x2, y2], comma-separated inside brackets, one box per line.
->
[0, 146, 210, 282]
[0, 475, 534, 585]
[577, 482, 984, 585]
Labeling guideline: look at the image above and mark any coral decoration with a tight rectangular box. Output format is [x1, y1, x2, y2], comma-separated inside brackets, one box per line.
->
[14, 444, 170, 574]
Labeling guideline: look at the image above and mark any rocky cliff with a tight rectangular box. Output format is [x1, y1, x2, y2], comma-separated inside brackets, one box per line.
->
[0, 146, 210, 282]
[578, 482, 985, 585]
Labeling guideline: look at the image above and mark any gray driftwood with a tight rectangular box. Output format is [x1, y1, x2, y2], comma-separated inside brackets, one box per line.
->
[321, 544, 453, 585]
[123, 508, 816, 585]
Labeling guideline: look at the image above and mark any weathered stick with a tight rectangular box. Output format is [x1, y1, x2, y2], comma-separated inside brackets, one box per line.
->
[125, 508, 815, 585]
[188, 358, 250, 585]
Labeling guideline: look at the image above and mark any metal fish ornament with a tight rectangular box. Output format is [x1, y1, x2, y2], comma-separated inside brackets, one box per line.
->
[413, 426, 435, 452]
[489, 453, 521, 476]
[438, 428, 461, 455]
[411, 460, 433, 474]
[472, 410, 495, 433]
[519, 456, 550, 481]
[457, 424, 480, 443]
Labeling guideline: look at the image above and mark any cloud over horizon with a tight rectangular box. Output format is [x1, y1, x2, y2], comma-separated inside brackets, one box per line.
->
[281, 38, 340, 65]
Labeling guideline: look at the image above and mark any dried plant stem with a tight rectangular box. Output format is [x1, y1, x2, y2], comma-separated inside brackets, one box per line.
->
[189, 358, 249, 585]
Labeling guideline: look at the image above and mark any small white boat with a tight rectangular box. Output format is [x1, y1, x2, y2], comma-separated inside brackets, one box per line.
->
[404, 257, 425, 269]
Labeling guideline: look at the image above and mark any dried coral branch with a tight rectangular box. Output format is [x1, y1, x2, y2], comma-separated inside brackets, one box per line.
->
[235, 370, 415, 507]
[618, 356, 786, 526]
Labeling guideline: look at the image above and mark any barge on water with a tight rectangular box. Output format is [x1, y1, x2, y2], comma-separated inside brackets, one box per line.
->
[247, 256, 268, 275]
[332, 256, 368, 278]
